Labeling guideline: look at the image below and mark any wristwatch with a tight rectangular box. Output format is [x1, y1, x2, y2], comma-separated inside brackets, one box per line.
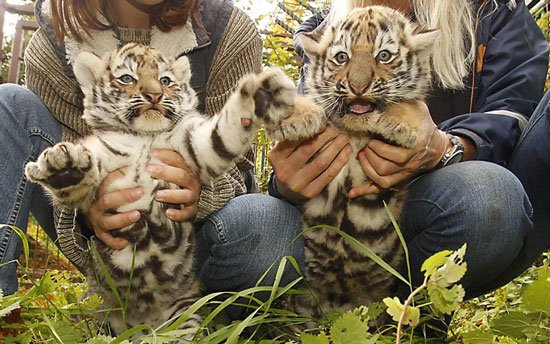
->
[440, 134, 465, 167]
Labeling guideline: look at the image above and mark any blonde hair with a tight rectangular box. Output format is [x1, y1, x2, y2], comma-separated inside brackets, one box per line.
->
[327, 0, 476, 89]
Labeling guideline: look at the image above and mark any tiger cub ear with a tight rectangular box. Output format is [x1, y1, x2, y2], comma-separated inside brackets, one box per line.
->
[73, 52, 104, 91]
[172, 55, 192, 84]
[411, 25, 440, 54]
[298, 25, 334, 59]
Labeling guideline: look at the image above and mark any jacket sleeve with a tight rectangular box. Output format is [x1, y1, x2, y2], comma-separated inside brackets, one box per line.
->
[439, 1, 549, 166]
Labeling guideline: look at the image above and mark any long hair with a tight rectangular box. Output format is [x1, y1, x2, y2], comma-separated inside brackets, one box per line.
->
[327, 0, 477, 89]
[50, 0, 201, 44]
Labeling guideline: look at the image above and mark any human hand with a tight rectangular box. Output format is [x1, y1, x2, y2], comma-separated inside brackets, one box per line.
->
[85, 150, 200, 250]
[349, 101, 450, 198]
[269, 126, 352, 202]
[84, 167, 143, 250]
[146, 149, 200, 222]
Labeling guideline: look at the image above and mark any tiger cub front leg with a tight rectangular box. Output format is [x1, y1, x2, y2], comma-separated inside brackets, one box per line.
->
[25, 142, 99, 209]
[228, 67, 296, 129]
[269, 95, 326, 141]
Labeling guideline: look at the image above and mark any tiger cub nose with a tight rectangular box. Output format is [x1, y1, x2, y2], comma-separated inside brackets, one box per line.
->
[143, 92, 163, 104]
[349, 82, 368, 96]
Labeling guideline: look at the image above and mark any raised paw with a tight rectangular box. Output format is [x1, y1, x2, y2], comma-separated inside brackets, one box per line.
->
[268, 95, 327, 141]
[237, 67, 296, 128]
[25, 142, 95, 190]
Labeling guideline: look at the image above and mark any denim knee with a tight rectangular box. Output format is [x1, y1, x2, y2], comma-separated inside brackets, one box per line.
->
[195, 194, 304, 293]
[0, 84, 40, 111]
[403, 161, 533, 294]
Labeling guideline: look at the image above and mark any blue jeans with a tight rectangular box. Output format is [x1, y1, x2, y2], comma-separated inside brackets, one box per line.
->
[402, 161, 532, 298]
[196, 163, 532, 309]
[195, 194, 304, 318]
[0, 84, 61, 295]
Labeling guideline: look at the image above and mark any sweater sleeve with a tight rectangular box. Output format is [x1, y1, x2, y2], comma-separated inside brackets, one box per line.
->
[25, 29, 91, 269]
[195, 7, 263, 220]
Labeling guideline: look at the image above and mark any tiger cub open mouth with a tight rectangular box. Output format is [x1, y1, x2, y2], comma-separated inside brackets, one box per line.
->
[346, 98, 378, 115]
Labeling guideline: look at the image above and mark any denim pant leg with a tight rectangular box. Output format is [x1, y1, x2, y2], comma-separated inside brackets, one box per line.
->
[505, 89, 550, 283]
[195, 193, 304, 318]
[401, 161, 533, 299]
[0, 84, 62, 295]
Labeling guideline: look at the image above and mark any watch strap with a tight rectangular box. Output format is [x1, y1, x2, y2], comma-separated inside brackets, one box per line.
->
[440, 134, 465, 167]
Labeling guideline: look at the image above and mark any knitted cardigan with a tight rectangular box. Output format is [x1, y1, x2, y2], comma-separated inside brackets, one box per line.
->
[24, 0, 262, 269]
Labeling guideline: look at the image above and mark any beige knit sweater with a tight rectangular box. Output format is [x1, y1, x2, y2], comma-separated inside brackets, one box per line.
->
[24, 7, 262, 268]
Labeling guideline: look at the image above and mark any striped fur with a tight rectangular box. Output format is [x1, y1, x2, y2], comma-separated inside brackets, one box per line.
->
[287, 7, 438, 323]
[25, 43, 296, 340]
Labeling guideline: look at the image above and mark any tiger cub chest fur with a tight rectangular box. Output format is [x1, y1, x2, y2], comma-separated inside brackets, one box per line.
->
[300, 137, 405, 301]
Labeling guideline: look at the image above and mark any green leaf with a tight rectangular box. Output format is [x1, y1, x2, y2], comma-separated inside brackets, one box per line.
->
[462, 328, 494, 344]
[421, 250, 453, 277]
[490, 311, 534, 339]
[301, 332, 330, 344]
[52, 321, 83, 344]
[85, 335, 115, 344]
[432, 244, 467, 287]
[522, 268, 550, 314]
[329, 312, 369, 344]
[427, 283, 465, 314]
[354, 302, 384, 322]
[0, 289, 20, 318]
[383, 297, 420, 327]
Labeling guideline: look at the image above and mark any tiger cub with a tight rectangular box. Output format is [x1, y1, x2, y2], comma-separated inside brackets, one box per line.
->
[282, 6, 440, 322]
[25, 43, 297, 338]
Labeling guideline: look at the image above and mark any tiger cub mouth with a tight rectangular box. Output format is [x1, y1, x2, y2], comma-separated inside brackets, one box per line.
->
[346, 98, 378, 116]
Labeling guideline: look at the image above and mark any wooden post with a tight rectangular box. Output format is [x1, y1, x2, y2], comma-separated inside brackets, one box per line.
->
[1, 1, 36, 84]
[8, 20, 37, 84]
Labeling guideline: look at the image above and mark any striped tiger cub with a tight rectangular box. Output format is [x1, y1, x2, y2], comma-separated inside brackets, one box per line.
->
[25, 43, 297, 339]
[284, 6, 440, 324]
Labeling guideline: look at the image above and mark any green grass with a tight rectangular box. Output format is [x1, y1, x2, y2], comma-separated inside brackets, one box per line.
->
[4, 221, 549, 344]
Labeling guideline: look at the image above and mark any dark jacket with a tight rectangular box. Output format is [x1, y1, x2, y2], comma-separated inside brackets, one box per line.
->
[293, 0, 549, 166]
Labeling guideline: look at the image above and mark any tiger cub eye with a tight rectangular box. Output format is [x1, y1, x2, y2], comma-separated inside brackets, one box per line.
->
[376, 50, 393, 63]
[334, 51, 350, 64]
[118, 74, 135, 84]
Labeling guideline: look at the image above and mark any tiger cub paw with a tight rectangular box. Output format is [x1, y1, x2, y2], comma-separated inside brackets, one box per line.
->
[236, 67, 296, 128]
[25, 142, 96, 191]
[268, 95, 326, 141]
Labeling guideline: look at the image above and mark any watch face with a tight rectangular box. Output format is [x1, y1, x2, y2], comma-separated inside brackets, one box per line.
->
[445, 151, 464, 166]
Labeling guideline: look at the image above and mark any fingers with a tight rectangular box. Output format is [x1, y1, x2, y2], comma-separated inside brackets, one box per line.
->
[165, 206, 198, 222]
[360, 145, 403, 176]
[366, 139, 410, 164]
[146, 164, 198, 190]
[302, 144, 353, 198]
[357, 152, 408, 190]
[270, 126, 328, 158]
[150, 150, 200, 222]
[153, 149, 191, 170]
[87, 186, 143, 250]
[274, 134, 350, 197]
[96, 187, 144, 213]
[348, 182, 381, 199]
[294, 127, 343, 165]
[155, 188, 198, 222]
[97, 167, 128, 198]
[271, 127, 340, 167]
[91, 212, 139, 250]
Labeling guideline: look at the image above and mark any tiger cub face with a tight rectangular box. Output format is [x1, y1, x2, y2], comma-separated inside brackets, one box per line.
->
[300, 6, 439, 136]
[73, 43, 196, 134]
